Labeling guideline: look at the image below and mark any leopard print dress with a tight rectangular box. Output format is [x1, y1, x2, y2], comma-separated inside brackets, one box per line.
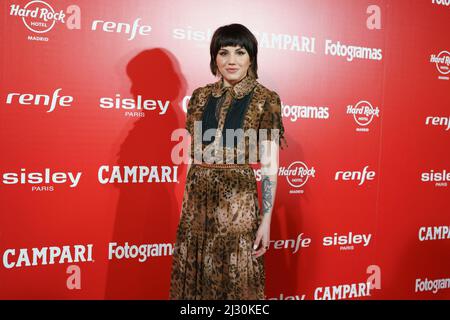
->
[169, 74, 287, 300]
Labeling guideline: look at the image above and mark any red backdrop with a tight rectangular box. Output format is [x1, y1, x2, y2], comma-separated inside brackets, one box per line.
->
[1, 0, 449, 300]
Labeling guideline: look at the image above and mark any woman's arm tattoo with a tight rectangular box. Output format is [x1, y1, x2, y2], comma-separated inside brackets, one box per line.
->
[262, 176, 274, 215]
[260, 142, 277, 216]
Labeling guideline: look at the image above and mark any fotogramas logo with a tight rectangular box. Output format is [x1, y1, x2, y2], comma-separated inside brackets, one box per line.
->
[431, 0, 450, 8]
[282, 161, 316, 194]
[9, 1, 81, 42]
[430, 50, 450, 80]
[346, 100, 380, 132]
[324, 39, 383, 62]
[282, 102, 330, 123]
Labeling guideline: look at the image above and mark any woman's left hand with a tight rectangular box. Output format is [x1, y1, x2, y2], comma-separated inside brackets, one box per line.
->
[252, 216, 271, 258]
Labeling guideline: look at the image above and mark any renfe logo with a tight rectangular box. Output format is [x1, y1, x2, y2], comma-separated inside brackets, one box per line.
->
[91, 18, 152, 41]
[425, 115, 450, 131]
[5, 88, 73, 113]
[335, 165, 376, 186]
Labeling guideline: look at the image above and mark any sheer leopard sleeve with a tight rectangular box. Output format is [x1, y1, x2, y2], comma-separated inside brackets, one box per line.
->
[258, 90, 288, 150]
[185, 88, 201, 137]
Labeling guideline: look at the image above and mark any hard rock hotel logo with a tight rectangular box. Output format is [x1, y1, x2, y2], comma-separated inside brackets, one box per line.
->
[249, 161, 316, 195]
[346, 100, 380, 132]
[430, 50, 450, 80]
[9, 1, 81, 41]
[283, 161, 316, 195]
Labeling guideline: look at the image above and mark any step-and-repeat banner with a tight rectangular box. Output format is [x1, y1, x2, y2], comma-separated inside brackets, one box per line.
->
[0, 0, 449, 299]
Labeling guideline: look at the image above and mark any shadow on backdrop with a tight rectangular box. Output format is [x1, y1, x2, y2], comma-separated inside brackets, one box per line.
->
[105, 48, 188, 299]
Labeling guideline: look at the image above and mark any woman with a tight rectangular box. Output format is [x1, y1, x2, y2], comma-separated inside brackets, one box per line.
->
[170, 23, 288, 300]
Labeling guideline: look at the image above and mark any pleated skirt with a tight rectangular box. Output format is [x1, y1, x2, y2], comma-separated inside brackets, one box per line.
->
[169, 163, 265, 300]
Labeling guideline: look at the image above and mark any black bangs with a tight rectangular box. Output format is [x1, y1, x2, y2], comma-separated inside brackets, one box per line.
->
[209, 23, 259, 79]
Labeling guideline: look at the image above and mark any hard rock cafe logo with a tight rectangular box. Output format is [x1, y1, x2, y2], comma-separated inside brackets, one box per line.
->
[430, 50, 450, 80]
[346, 100, 380, 130]
[9, 1, 80, 40]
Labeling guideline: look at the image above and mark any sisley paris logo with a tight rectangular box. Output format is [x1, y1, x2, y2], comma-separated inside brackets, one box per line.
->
[323, 232, 372, 250]
[425, 115, 450, 131]
[335, 165, 376, 186]
[9, 1, 81, 41]
[267, 293, 306, 300]
[6, 88, 74, 113]
[91, 18, 152, 41]
[346, 100, 380, 131]
[2, 244, 93, 269]
[1, 168, 82, 190]
[430, 51, 450, 80]
[420, 169, 449, 187]
[99, 94, 170, 118]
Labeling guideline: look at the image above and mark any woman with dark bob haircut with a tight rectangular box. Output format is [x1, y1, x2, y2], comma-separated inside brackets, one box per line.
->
[170, 23, 288, 300]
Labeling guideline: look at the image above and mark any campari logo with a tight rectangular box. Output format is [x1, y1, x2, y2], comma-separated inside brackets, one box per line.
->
[430, 50, 450, 80]
[9, 1, 80, 41]
[346, 100, 380, 131]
